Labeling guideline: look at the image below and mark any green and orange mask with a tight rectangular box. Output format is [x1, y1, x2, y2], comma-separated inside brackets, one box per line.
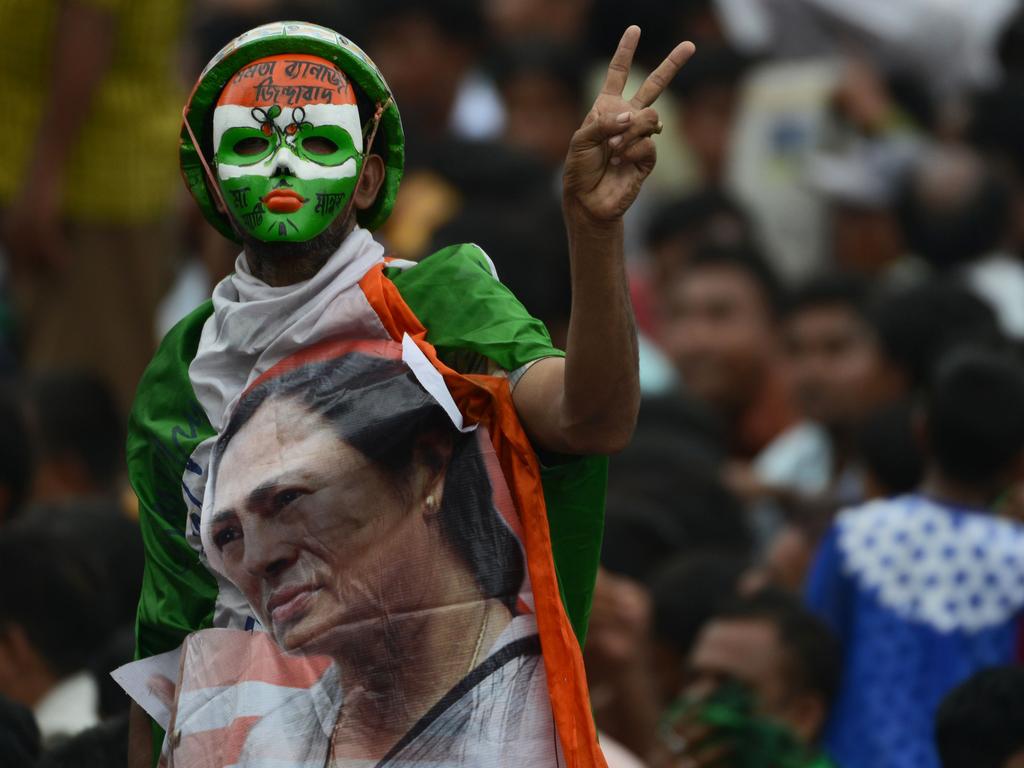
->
[213, 53, 364, 242]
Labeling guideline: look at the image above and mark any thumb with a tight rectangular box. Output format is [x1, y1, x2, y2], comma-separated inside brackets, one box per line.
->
[572, 109, 635, 149]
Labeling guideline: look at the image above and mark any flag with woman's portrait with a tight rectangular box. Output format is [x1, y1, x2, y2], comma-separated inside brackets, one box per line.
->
[119, 235, 609, 767]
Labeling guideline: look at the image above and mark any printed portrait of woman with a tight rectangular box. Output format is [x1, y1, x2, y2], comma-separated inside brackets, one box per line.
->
[170, 348, 561, 767]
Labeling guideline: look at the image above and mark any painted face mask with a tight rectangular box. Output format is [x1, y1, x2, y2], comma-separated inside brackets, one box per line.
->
[213, 53, 363, 242]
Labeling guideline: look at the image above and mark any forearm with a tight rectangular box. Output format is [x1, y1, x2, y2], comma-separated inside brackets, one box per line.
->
[27, 2, 115, 182]
[560, 205, 640, 452]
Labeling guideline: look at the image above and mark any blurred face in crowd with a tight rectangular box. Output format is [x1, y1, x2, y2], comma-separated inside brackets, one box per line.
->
[784, 303, 899, 432]
[677, 85, 740, 184]
[686, 617, 825, 744]
[501, 73, 580, 168]
[368, 15, 470, 135]
[832, 205, 904, 277]
[661, 265, 778, 415]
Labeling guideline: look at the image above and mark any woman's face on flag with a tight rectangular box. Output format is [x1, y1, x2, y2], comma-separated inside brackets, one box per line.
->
[209, 394, 445, 654]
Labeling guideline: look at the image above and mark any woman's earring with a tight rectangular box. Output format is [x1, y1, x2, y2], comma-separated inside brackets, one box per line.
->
[425, 495, 437, 514]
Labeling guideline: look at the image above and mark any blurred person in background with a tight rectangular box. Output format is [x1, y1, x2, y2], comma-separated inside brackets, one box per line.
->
[364, 0, 501, 150]
[492, 39, 589, 172]
[27, 370, 125, 507]
[661, 242, 831, 509]
[667, 45, 751, 189]
[648, 553, 748, 711]
[806, 138, 923, 284]
[656, 589, 841, 768]
[0, 521, 114, 745]
[805, 349, 1024, 768]
[0, 384, 33, 526]
[935, 666, 1024, 768]
[897, 145, 1024, 340]
[0, 694, 40, 768]
[869, 280, 1006, 392]
[0, 0, 186, 412]
[783, 273, 906, 505]
[35, 714, 130, 768]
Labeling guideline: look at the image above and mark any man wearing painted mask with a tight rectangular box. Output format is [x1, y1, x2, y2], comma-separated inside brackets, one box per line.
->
[126, 20, 693, 767]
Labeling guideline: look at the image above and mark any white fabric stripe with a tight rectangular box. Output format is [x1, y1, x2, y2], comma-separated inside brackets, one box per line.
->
[176, 679, 318, 729]
[401, 333, 477, 433]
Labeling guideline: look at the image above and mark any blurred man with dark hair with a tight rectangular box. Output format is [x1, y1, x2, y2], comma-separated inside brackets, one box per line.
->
[364, 0, 498, 148]
[28, 370, 124, 504]
[0, 523, 113, 744]
[662, 243, 831, 501]
[659, 589, 841, 767]
[667, 45, 751, 186]
[869, 281, 1006, 391]
[784, 274, 905, 502]
[0, 694, 40, 768]
[806, 350, 1024, 768]
[935, 666, 1024, 768]
[643, 188, 752, 297]
[493, 39, 587, 170]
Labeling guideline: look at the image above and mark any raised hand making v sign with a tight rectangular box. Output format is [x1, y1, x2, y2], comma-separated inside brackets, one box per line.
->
[511, 27, 695, 456]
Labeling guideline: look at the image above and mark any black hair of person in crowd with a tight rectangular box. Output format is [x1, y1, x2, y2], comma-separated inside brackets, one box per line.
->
[20, 500, 143, 630]
[681, 589, 842, 748]
[29, 370, 124, 501]
[490, 38, 588, 170]
[783, 273, 906, 481]
[712, 590, 843, 710]
[0, 694, 40, 768]
[0, 523, 114, 723]
[895, 151, 1012, 272]
[648, 553, 748, 706]
[857, 399, 926, 497]
[935, 666, 1024, 768]
[362, 0, 488, 149]
[925, 348, 1024, 491]
[685, 240, 786, 317]
[0, 382, 32, 525]
[666, 44, 753, 185]
[644, 188, 753, 289]
[603, 446, 753, 585]
[35, 713, 129, 768]
[868, 281, 1006, 391]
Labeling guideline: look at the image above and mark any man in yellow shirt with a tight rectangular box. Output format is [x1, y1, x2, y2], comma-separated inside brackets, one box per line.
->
[0, 0, 185, 410]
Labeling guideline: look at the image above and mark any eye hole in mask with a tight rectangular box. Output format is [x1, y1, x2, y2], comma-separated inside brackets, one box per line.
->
[303, 136, 339, 156]
[234, 136, 271, 156]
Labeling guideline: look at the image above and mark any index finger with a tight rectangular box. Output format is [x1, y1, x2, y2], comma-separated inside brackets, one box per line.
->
[631, 40, 696, 108]
[601, 25, 641, 97]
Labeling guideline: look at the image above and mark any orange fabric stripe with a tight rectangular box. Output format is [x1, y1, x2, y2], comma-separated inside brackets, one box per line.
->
[358, 263, 607, 768]
[217, 53, 356, 109]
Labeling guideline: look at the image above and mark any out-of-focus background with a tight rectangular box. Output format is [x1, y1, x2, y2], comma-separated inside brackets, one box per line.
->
[3, 1, 1024, 767]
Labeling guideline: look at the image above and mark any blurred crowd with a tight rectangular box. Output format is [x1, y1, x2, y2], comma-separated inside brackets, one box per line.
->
[3, 0, 1024, 766]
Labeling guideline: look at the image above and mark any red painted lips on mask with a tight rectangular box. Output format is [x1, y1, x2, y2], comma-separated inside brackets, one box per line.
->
[261, 189, 308, 213]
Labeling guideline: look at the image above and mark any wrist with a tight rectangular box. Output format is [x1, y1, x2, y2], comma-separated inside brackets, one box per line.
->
[562, 197, 624, 235]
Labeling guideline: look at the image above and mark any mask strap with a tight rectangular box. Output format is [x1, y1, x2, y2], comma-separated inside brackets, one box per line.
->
[336, 96, 390, 228]
[182, 102, 233, 222]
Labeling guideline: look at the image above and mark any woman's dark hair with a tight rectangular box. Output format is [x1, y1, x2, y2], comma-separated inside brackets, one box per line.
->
[213, 352, 524, 611]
